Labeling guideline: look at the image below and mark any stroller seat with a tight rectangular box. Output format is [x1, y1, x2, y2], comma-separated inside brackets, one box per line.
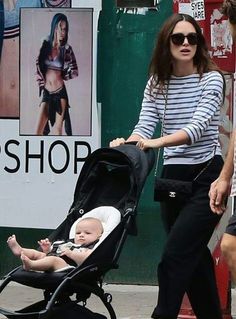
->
[0, 144, 155, 319]
[54, 206, 121, 272]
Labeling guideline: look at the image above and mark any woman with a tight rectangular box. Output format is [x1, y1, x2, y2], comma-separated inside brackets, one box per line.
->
[110, 14, 225, 319]
[36, 13, 78, 135]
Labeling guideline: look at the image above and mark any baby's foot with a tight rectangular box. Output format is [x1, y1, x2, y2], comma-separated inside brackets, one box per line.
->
[7, 235, 22, 256]
[21, 253, 32, 271]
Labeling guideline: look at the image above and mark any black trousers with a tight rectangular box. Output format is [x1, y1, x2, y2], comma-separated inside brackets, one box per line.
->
[152, 156, 224, 319]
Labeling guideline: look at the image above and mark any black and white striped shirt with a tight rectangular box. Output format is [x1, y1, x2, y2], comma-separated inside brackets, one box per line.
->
[132, 71, 224, 165]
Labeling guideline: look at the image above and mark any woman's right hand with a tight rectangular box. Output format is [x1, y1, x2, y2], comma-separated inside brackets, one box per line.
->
[209, 178, 229, 214]
[109, 138, 126, 147]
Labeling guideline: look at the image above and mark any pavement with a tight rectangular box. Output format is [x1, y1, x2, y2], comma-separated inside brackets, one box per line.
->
[0, 281, 236, 319]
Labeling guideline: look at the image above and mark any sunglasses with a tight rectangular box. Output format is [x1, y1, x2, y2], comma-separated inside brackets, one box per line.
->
[170, 32, 198, 46]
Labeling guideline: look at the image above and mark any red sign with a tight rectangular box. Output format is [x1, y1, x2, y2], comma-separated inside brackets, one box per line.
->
[173, 0, 235, 72]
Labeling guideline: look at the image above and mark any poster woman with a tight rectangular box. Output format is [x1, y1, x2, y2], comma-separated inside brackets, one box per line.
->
[35, 12, 78, 135]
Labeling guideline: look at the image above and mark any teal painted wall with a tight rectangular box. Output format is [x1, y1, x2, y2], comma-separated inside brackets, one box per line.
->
[98, 0, 172, 283]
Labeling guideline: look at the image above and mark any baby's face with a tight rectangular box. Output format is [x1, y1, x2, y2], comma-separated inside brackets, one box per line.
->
[74, 219, 103, 246]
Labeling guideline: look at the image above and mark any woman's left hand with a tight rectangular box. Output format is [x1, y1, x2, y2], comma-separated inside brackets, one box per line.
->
[136, 138, 157, 150]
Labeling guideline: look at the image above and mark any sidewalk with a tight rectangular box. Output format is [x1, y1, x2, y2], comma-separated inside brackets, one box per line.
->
[0, 281, 235, 319]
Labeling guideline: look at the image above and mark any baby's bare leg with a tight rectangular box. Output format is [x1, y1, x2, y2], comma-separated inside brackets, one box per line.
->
[21, 254, 68, 271]
[7, 235, 46, 259]
[7, 235, 22, 256]
[21, 248, 46, 260]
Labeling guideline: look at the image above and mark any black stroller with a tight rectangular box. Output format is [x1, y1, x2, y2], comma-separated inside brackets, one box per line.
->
[0, 143, 155, 319]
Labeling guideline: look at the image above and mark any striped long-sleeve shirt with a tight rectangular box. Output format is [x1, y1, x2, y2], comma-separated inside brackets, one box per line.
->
[132, 71, 224, 165]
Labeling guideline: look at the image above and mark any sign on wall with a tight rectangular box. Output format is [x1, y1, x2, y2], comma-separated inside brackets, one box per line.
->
[173, 0, 205, 21]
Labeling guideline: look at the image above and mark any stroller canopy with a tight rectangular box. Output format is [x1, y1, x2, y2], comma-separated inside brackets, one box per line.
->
[69, 143, 155, 217]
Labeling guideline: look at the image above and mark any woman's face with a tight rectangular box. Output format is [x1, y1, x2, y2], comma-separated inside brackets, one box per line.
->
[170, 21, 198, 64]
[55, 20, 67, 45]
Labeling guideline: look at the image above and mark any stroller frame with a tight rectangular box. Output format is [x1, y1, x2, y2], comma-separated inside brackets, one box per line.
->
[0, 258, 118, 319]
[0, 144, 155, 319]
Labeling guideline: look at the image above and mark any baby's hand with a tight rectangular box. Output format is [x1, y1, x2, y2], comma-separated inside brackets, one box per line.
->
[61, 248, 91, 265]
[60, 249, 73, 258]
[38, 238, 51, 253]
[59, 246, 70, 253]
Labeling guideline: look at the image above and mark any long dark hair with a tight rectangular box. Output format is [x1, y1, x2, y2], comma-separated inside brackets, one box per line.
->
[49, 13, 69, 46]
[38, 13, 69, 77]
[221, 0, 236, 24]
[149, 13, 221, 91]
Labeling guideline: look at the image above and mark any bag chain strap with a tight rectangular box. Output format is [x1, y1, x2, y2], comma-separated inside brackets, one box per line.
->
[154, 83, 168, 177]
[154, 83, 217, 180]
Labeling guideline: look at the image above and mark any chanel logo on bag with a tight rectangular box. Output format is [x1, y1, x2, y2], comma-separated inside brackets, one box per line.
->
[169, 192, 176, 198]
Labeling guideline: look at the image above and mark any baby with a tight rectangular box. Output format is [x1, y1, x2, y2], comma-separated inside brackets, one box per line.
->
[7, 217, 103, 272]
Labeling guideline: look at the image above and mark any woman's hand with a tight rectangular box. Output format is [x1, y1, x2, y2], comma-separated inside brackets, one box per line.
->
[209, 178, 230, 214]
[137, 138, 159, 150]
[109, 138, 126, 147]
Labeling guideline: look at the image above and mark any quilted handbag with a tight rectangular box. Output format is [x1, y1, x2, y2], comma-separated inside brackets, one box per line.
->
[154, 177, 192, 202]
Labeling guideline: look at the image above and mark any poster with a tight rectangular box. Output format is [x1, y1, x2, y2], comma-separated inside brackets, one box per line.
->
[210, 8, 234, 58]
[20, 8, 92, 137]
[0, 1, 102, 229]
